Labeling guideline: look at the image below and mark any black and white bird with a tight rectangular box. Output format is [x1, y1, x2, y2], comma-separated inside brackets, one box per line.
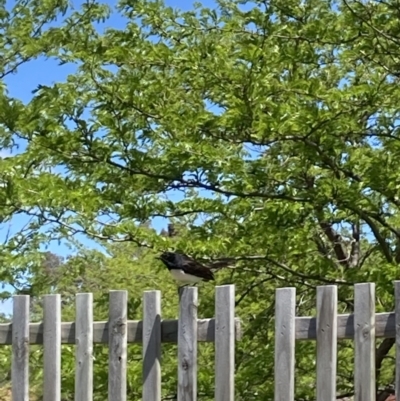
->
[157, 251, 215, 284]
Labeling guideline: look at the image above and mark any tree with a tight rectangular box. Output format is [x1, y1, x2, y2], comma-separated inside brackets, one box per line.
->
[1, 0, 400, 399]
[16, 242, 219, 401]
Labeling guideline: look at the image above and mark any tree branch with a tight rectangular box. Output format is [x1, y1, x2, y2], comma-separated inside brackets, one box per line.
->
[349, 221, 361, 268]
[319, 221, 349, 267]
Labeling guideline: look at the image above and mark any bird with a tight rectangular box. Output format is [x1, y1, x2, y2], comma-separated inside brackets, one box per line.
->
[157, 251, 215, 285]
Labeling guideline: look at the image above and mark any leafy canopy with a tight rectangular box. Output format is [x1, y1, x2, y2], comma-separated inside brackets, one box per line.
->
[1, 0, 400, 399]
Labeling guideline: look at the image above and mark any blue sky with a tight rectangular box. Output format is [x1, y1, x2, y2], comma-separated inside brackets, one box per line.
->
[0, 0, 219, 315]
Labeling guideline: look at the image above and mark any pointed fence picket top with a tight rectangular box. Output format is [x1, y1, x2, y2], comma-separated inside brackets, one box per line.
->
[6, 285, 240, 401]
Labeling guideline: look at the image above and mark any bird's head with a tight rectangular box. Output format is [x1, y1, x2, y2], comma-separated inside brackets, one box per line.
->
[157, 251, 175, 265]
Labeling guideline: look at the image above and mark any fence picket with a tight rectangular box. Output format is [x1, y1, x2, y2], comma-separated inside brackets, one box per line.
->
[274, 288, 295, 401]
[108, 290, 128, 401]
[316, 285, 337, 401]
[75, 293, 93, 401]
[143, 290, 161, 401]
[215, 285, 235, 401]
[9, 283, 400, 401]
[43, 294, 61, 401]
[12, 295, 30, 401]
[354, 283, 376, 401]
[395, 281, 400, 400]
[7, 285, 242, 401]
[178, 287, 198, 401]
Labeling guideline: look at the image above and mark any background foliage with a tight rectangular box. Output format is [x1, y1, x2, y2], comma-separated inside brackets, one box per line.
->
[1, 0, 400, 399]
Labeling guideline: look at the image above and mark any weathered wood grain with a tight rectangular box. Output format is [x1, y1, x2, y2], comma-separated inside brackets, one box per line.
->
[43, 294, 61, 401]
[274, 287, 295, 401]
[4, 310, 396, 343]
[143, 290, 161, 401]
[354, 283, 375, 401]
[108, 290, 128, 401]
[295, 312, 394, 340]
[395, 281, 400, 401]
[0, 318, 241, 345]
[178, 287, 198, 401]
[75, 293, 93, 401]
[215, 285, 235, 401]
[12, 295, 29, 401]
[316, 285, 337, 401]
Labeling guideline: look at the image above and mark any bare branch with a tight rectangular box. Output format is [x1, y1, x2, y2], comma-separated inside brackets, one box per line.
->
[349, 221, 361, 268]
[345, 205, 394, 263]
[319, 221, 349, 267]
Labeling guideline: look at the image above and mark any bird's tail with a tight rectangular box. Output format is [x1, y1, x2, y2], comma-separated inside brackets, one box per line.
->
[204, 258, 236, 271]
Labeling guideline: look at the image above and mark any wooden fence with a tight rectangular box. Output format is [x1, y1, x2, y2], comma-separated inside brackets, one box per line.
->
[275, 281, 400, 401]
[10, 280, 399, 401]
[6, 284, 240, 401]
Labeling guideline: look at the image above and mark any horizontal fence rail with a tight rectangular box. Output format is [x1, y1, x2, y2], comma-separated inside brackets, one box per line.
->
[295, 312, 395, 340]
[2, 318, 240, 346]
[14, 279, 400, 401]
[274, 281, 400, 401]
[0, 317, 241, 345]
[4, 310, 396, 344]
[7, 285, 239, 401]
